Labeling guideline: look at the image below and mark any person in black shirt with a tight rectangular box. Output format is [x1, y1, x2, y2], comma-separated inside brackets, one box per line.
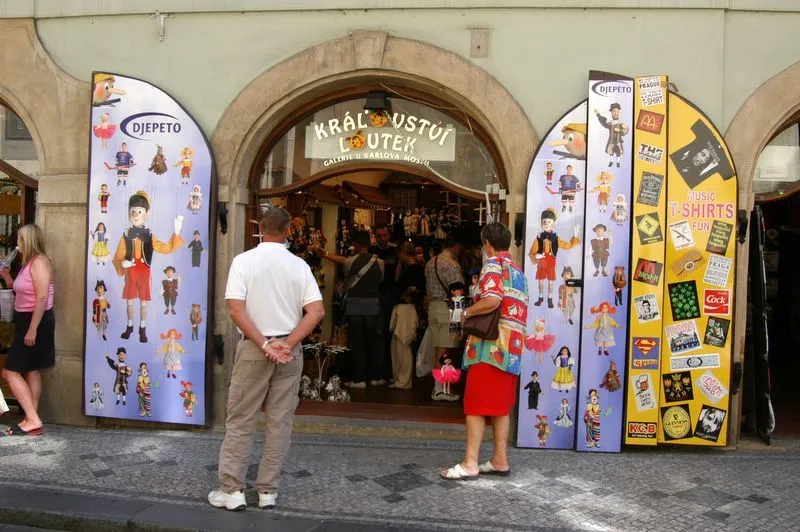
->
[369, 224, 399, 381]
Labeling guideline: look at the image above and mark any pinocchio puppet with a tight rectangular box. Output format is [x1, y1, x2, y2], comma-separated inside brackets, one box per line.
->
[528, 208, 581, 308]
[113, 190, 184, 343]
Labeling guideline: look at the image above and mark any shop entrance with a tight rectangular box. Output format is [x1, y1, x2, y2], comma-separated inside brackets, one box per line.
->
[247, 88, 506, 421]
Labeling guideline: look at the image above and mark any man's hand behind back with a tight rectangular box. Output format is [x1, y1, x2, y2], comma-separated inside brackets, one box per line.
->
[264, 340, 293, 364]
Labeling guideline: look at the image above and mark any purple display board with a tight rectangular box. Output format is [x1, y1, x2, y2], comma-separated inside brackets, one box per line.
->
[575, 71, 634, 452]
[83, 72, 215, 426]
[516, 101, 588, 449]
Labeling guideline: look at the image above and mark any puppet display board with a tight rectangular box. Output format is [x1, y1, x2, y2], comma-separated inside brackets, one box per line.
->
[575, 72, 634, 453]
[624, 75, 669, 445]
[84, 72, 214, 426]
[516, 101, 587, 449]
[658, 92, 736, 445]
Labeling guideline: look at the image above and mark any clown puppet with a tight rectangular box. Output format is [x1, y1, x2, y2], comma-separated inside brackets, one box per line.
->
[113, 190, 184, 343]
[528, 208, 581, 308]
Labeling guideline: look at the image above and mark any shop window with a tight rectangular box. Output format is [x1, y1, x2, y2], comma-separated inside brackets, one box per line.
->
[253, 93, 501, 196]
[755, 123, 800, 201]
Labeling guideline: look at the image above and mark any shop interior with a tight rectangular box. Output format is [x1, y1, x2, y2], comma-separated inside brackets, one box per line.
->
[248, 90, 503, 421]
[742, 120, 800, 440]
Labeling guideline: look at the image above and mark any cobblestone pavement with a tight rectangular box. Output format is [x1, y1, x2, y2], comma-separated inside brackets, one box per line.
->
[0, 421, 798, 531]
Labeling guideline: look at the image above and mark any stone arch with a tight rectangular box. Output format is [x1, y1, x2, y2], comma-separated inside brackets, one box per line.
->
[212, 31, 538, 209]
[0, 19, 88, 174]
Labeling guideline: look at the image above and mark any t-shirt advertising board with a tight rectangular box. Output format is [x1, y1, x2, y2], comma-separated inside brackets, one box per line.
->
[658, 93, 736, 446]
[575, 72, 634, 453]
[84, 72, 215, 426]
[516, 101, 587, 449]
[624, 75, 669, 446]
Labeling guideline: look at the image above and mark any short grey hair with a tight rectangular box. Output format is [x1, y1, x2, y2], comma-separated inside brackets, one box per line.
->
[259, 207, 291, 235]
[480, 222, 511, 251]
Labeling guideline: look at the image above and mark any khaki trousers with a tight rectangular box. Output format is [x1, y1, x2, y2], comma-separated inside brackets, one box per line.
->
[391, 336, 413, 388]
[218, 339, 302, 494]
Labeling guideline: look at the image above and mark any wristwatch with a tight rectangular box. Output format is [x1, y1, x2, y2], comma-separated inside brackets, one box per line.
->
[261, 338, 270, 350]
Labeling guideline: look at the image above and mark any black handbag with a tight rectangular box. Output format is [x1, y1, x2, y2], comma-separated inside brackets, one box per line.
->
[462, 306, 500, 340]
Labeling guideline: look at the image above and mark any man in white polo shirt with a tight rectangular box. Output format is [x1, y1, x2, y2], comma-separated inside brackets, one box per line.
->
[208, 207, 324, 512]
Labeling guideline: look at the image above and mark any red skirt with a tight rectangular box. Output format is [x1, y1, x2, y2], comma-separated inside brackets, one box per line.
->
[464, 363, 518, 417]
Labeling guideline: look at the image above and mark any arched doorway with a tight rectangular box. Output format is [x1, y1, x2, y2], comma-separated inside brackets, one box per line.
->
[212, 32, 536, 421]
[0, 100, 40, 405]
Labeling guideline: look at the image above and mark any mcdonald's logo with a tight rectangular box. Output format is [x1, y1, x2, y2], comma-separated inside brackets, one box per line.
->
[636, 110, 665, 134]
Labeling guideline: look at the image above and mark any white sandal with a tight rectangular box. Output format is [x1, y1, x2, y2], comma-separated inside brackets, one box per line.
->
[440, 463, 479, 481]
[478, 460, 511, 476]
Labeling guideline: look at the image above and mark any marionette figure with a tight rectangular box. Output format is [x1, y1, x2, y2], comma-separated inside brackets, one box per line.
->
[419, 208, 431, 237]
[403, 209, 414, 236]
[525, 319, 556, 364]
[584, 389, 611, 448]
[98, 183, 111, 214]
[558, 266, 577, 325]
[469, 270, 480, 301]
[554, 398, 573, 428]
[187, 230, 204, 268]
[585, 301, 623, 356]
[90, 222, 111, 266]
[336, 219, 350, 256]
[524, 371, 542, 410]
[89, 382, 104, 410]
[106, 347, 132, 406]
[534, 414, 551, 447]
[189, 304, 203, 341]
[180, 380, 197, 417]
[432, 353, 461, 396]
[175, 146, 194, 184]
[104, 142, 134, 186]
[410, 208, 420, 235]
[148, 145, 168, 175]
[309, 226, 326, 249]
[156, 328, 186, 379]
[595, 103, 629, 168]
[590, 171, 613, 213]
[92, 112, 117, 149]
[447, 282, 468, 334]
[554, 164, 582, 214]
[600, 360, 622, 392]
[612, 266, 627, 306]
[528, 208, 581, 308]
[544, 161, 555, 187]
[161, 266, 179, 315]
[434, 210, 447, 240]
[92, 73, 125, 107]
[551, 345, 575, 392]
[610, 193, 629, 225]
[136, 362, 152, 417]
[590, 223, 612, 278]
[113, 190, 184, 343]
[187, 184, 203, 215]
[92, 280, 111, 341]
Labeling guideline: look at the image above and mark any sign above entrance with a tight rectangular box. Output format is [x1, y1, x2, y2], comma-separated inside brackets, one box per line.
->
[304, 110, 456, 165]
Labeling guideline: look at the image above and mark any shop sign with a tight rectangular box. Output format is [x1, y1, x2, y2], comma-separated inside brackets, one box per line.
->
[305, 110, 456, 165]
[627, 421, 658, 439]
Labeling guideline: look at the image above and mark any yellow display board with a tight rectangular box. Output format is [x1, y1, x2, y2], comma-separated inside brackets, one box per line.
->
[625, 76, 669, 445]
[658, 93, 737, 446]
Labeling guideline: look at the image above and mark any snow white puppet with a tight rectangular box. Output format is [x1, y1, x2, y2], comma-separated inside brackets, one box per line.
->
[90, 222, 110, 265]
[112, 190, 184, 343]
[92, 280, 111, 341]
[528, 208, 581, 308]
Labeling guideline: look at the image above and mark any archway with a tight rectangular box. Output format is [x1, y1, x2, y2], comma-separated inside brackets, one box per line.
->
[727, 60, 800, 442]
[211, 31, 536, 421]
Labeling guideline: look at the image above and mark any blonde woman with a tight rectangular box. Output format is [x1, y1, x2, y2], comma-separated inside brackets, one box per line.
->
[0, 224, 55, 436]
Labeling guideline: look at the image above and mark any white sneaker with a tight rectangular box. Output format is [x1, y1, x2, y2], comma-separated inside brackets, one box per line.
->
[347, 381, 366, 389]
[431, 391, 448, 401]
[370, 379, 386, 386]
[444, 393, 460, 402]
[258, 492, 278, 509]
[207, 489, 246, 511]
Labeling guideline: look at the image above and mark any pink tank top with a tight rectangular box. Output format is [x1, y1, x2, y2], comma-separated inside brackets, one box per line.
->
[13, 259, 55, 312]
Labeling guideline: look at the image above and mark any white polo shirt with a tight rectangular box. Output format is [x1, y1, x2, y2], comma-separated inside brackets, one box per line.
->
[224, 242, 323, 336]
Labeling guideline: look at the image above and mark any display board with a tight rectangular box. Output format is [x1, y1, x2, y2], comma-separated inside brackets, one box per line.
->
[83, 72, 215, 426]
[624, 75, 669, 445]
[516, 101, 587, 449]
[658, 92, 736, 445]
[575, 72, 634, 453]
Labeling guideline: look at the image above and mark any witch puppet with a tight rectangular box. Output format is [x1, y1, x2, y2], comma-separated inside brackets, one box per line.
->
[148, 145, 168, 175]
[594, 103, 629, 168]
[112, 190, 184, 343]
[528, 208, 581, 308]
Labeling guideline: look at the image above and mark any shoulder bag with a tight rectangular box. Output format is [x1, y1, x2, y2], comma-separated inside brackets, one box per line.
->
[462, 261, 502, 340]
